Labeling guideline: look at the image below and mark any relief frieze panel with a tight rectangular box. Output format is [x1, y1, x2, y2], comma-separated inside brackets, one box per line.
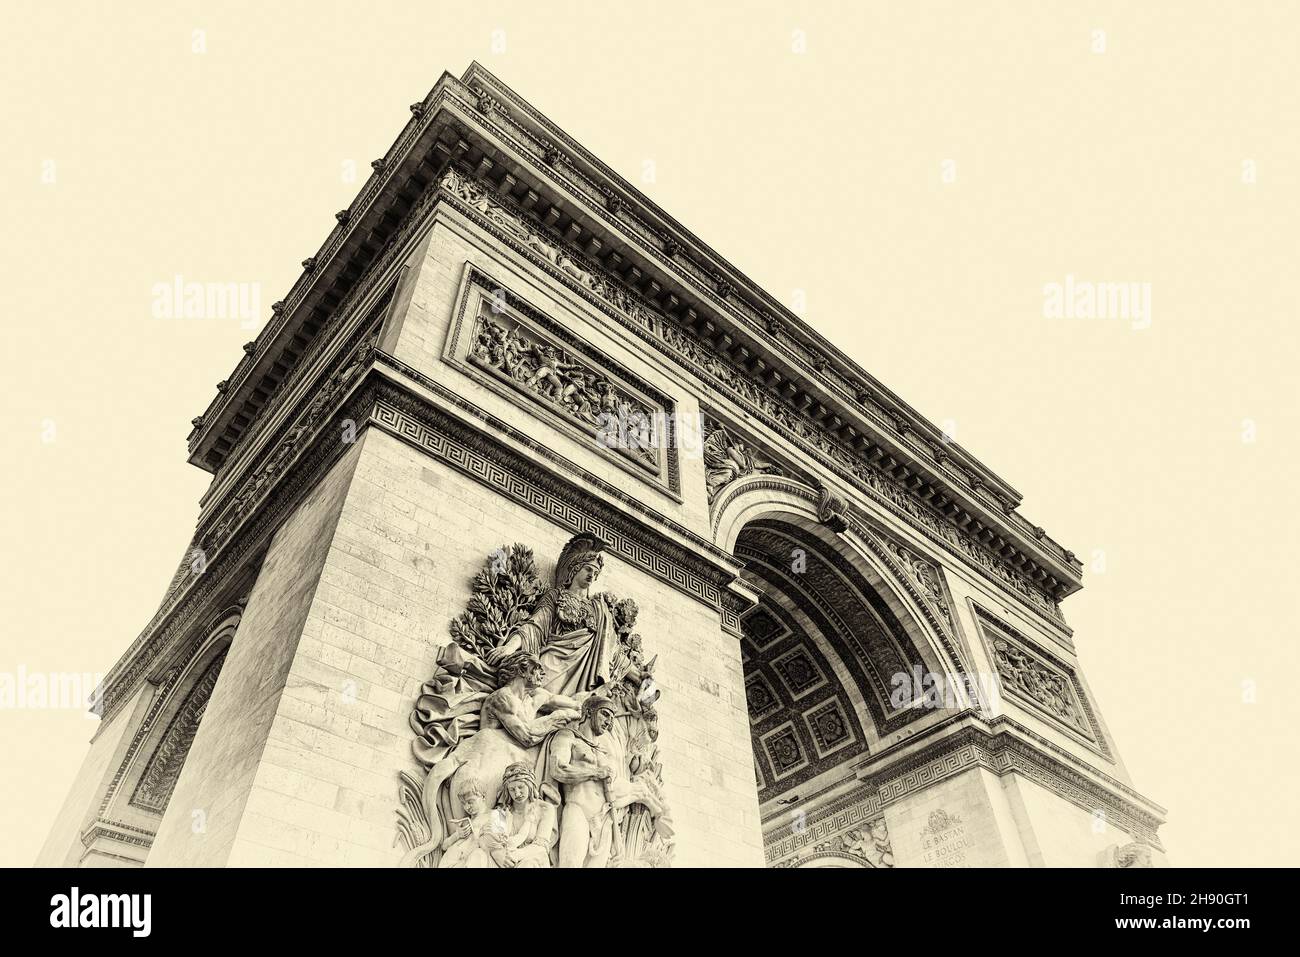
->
[973, 606, 1106, 752]
[396, 535, 673, 868]
[445, 264, 678, 494]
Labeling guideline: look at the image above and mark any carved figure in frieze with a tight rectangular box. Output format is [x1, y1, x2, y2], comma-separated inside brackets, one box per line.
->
[398, 650, 578, 867]
[992, 637, 1089, 733]
[541, 693, 669, 868]
[545, 694, 619, 867]
[702, 422, 779, 501]
[479, 763, 557, 868]
[885, 540, 954, 629]
[398, 536, 673, 867]
[810, 818, 896, 868]
[467, 311, 662, 474]
[524, 342, 579, 399]
[486, 533, 619, 698]
[437, 777, 495, 868]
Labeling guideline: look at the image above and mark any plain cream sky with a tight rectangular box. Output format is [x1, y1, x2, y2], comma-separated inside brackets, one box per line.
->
[2, 1, 1296, 867]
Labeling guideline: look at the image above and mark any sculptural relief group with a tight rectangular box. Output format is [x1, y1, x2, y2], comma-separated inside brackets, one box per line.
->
[397, 534, 673, 867]
[470, 310, 659, 471]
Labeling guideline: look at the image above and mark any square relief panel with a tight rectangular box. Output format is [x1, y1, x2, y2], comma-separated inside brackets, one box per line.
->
[803, 698, 855, 759]
[744, 671, 783, 722]
[741, 605, 790, 651]
[761, 721, 810, 781]
[771, 644, 828, 700]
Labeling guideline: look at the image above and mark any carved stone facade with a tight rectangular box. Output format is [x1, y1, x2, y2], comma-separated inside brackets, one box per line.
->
[396, 537, 672, 868]
[974, 605, 1105, 751]
[129, 651, 227, 813]
[39, 64, 1166, 870]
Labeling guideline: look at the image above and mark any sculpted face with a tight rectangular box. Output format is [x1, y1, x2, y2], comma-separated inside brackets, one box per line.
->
[591, 705, 615, 737]
[507, 780, 530, 804]
[526, 662, 546, 690]
[570, 563, 599, 591]
[461, 793, 486, 816]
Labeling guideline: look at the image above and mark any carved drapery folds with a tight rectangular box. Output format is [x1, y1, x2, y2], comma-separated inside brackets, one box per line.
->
[397, 535, 673, 868]
[130, 650, 228, 813]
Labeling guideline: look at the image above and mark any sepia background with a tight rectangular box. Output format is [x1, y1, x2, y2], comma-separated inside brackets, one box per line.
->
[2, 0, 1296, 867]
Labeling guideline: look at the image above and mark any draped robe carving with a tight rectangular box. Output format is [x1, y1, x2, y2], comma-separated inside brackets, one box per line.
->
[397, 534, 673, 867]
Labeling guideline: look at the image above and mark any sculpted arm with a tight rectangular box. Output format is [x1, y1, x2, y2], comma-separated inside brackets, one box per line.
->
[487, 690, 553, 748]
[486, 597, 554, 664]
[536, 689, 582, 715]
[547, 730, 610, 785]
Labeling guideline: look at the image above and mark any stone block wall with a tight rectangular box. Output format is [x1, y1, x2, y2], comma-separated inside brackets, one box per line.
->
[144, 424, 762, 866]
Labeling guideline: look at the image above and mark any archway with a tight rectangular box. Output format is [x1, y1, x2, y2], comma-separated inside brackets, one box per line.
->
[716, 477, 963, 866]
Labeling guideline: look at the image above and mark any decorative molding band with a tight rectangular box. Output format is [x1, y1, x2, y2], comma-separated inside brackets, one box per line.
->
[865, 724, 1163, 848]
[369, 385, 733, 615]
[762, 783, 881, 860]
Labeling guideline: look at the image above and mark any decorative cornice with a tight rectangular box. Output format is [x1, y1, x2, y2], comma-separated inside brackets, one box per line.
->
[450, 66, 1082, 574]
[80, 818, 155, 851]
[183, 65, 1082, 597]
[436, 168, 1073, 626]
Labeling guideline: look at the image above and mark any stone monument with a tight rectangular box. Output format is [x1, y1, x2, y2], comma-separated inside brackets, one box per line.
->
[37, 63, 1166, 868]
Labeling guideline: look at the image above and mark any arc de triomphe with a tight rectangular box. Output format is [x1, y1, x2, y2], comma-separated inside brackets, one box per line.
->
[38, 63, 1166, 869]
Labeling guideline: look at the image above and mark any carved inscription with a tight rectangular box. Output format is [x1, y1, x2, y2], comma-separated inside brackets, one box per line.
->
[918, 809, 971, 868]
